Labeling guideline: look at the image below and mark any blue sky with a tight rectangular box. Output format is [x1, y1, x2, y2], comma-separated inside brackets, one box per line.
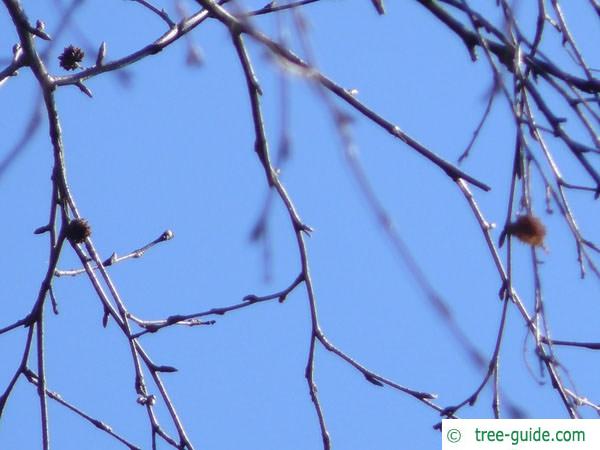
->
[1, 1, 600, 449]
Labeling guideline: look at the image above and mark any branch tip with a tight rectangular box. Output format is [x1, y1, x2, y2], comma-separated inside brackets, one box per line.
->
[34, 224, 51, 235]
[96, 42, 107, 66]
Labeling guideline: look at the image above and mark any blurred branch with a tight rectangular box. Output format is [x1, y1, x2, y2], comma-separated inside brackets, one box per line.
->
[542, 338, 600, 350]
[129, 0, 175, 26]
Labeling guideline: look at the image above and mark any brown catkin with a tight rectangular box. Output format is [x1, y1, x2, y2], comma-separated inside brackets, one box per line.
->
[507, 215, 546, 246]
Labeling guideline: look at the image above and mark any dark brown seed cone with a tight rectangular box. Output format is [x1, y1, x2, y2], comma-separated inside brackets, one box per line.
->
[59, 45, 84, 71]
[65, 218, 91, 243]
